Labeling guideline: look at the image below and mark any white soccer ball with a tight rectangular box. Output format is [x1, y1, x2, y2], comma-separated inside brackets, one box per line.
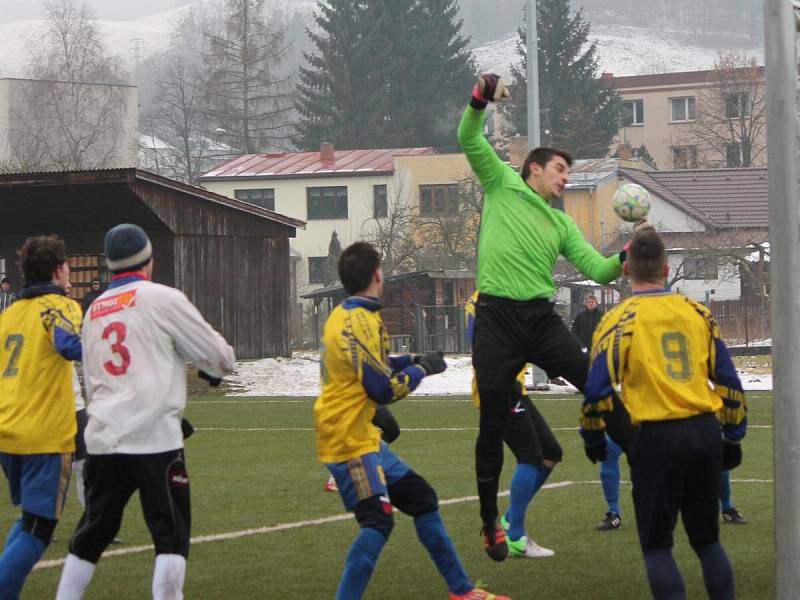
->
[612, 183, 651, 222]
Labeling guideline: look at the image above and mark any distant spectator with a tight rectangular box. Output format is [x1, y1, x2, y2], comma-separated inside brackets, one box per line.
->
[0, 277, 15, 312]
[571, 294, 605, 350]
[80, 278, 104, 314]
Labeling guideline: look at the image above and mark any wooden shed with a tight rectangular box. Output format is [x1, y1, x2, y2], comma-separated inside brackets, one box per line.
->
[303, 270, 475, 352]
[0, 168, 304, 358]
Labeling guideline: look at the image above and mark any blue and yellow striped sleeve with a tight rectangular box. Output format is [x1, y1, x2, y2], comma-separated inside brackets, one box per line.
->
[704, 313, 747, 442]
[46, 296, 82, 361]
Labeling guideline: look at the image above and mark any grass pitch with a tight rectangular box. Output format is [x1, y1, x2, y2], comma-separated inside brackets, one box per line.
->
[4, 392, 774, 599]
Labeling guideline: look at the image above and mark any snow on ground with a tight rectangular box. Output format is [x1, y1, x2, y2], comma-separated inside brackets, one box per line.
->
[228, 352, 772, 397]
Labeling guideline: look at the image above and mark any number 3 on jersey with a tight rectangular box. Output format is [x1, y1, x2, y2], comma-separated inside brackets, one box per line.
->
[103, 321, 131, 376]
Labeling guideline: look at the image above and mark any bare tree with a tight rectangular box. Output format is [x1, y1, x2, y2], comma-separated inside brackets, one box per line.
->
[4, 0, 133, 172]
[362, 174, 420, 275]
[680, 52, 766, 168]
[204, 0, 294, 154]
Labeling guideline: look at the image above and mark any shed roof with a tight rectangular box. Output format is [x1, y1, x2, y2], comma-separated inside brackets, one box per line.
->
[199, 147, 437, 181]
[0, 168, 306, 231]
[619, 167, 769, 229]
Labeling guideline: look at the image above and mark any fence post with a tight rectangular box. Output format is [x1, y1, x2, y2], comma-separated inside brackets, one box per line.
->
[414, 304, 425, 353]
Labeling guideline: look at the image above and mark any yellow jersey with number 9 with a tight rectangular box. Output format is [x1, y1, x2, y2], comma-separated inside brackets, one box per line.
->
[0, 291, 80, 454]
[590, 291, 725, 424]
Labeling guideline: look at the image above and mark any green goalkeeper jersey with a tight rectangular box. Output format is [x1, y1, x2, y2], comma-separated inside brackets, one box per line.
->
[457, 106, 622, 300]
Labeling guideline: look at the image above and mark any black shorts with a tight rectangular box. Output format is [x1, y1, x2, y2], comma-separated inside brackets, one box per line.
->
[473, 294, 588, 393]
[74, 409, 88, 461]
[629, 413, 722, 552]
[69, 449, 191, 563]
[504, 395, 563, 465]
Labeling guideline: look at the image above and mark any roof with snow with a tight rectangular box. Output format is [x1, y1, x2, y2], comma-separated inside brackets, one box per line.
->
[200, 146, 437, 181]
[619, 167, 769, 229]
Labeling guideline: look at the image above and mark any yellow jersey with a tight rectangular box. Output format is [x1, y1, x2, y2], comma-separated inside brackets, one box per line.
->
[0, 284, 82, 454]
[580, 290, 746, 446]
[314, 296, 425, 463]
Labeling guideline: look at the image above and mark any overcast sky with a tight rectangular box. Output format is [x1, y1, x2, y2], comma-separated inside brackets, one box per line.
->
[0, 0, 196, 24]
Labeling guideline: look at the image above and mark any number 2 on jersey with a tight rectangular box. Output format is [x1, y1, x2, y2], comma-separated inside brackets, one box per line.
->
[103, 322, 131, 376]
[2, 334, 24, 377]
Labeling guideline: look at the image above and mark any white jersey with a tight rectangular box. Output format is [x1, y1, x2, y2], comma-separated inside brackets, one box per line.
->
[73, 366, 85, 411]
[82, 276, 235, 454]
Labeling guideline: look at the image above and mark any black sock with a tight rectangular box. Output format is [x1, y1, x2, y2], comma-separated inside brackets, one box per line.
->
[643, 548, 686, 600]
[695, 541, 735, 600]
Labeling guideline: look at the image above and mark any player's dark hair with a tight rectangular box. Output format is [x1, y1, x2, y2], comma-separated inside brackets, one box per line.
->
[17, 235, 67, 284]
[339, 242, 381, 295]
[628, 225, 666, 283]
[521, 147, 573, 181]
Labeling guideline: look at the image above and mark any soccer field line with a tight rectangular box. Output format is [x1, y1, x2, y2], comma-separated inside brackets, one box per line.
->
[32, 478, 772, 572]
[195, 425, 774, 432]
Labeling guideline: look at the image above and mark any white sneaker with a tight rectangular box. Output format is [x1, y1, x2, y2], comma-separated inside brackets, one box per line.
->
[507, 534, 555, 558]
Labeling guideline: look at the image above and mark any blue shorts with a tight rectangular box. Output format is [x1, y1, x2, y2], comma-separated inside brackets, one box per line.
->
[325, 443, 411, 511]
[0, 453, 73, 519]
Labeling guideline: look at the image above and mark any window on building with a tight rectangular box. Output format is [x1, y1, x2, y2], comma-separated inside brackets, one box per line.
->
[420, 184, 460, 216]
[621, 99, 644, 125]
[670, 97, 696, 122]
[307, 186, 348, 219]
[684, 255, 718, 280]
[234, 188, 275, 211]
[672, 145, 698, 169]
[373, 184, 388, 218]
[308, 257, 329, 284]
[725, 92, 751, 119]
[726, 143, 742, 168]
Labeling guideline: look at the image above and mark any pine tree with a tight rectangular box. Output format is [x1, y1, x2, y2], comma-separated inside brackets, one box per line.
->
[504, 0, 621, 158]
[294, 0, 476, 150]
[205, 0, 293, 154]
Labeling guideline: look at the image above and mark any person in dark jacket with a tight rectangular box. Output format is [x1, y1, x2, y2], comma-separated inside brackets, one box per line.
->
[80, 278, 104, 315]
[571, 294, 605, 350]
[0, 277, 15, 312]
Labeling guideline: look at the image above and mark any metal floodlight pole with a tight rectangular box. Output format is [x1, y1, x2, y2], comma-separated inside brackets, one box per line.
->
[526, 0, 541, 149]
[764, 1, 800, 597]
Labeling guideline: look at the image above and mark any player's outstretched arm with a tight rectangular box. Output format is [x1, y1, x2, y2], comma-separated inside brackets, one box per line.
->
[457, 74, 512, 194]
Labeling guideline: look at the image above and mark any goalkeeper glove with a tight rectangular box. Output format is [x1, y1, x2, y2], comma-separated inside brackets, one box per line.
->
[198, 370, 222, 387]
[181, 418, 195, 440]
[722, 439, 742, 470]
[415, 351, 447, 375]
[471, 73, 510, 110]
[584, 439, 608, 464]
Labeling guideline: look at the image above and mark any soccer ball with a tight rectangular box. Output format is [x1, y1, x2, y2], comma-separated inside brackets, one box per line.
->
[612, 183, 651, 222]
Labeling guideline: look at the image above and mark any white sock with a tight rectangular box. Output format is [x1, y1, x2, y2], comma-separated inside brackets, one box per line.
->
[55, 554, 95, 600]
[75, 459, 86, 508]
[152, 554, 186, 600]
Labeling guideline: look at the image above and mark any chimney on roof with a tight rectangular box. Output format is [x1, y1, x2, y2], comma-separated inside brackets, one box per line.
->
[320, 141, 335, 161]
[617, 143, 633, 160]
[508, 135, 528, 169]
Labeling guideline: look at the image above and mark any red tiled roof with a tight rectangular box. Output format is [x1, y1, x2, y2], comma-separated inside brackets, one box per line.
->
[200, 147, 437, 180]
[612, 66, 764, 90]
[619, 167, 769, 229]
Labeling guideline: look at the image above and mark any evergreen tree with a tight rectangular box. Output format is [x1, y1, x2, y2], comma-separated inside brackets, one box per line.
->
[504, 0, 621, 158]
[205, 0, 293, 154]
[294, 0, 476, 150]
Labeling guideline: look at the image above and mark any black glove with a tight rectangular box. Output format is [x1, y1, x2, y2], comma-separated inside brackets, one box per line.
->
[584, 439, 608, 464]
[416, 351, 447, 376]
[722, 440, 742, 470]
[198, 370, 222, 387]
[181, 418, 194, 439]
[373, 407, 400, 444]
[470, 73, 510, 110]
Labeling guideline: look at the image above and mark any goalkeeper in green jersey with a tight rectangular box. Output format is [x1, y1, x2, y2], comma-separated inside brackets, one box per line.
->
[458, 73, 628, 561]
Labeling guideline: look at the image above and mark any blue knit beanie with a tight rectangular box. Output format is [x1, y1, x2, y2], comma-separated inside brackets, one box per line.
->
[104, 224, 152, 272]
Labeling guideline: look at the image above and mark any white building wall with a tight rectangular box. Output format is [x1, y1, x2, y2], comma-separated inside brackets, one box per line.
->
[0, 80, 9, 164]
[669, 252, 741, 301]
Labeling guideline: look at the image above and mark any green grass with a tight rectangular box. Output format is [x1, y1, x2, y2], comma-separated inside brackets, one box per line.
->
[4, 392, 774, 599]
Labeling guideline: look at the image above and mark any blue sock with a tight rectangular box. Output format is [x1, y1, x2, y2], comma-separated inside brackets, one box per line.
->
[0, 531, 47, 600]
[719, 470, 733, 511]
[335, 528, 386, 600]
[600, 440, 622, 515]
[504, 463, 551, 542]
[695, 541, 735, 600]
[643, 548, 686, 600]
[3, 520, 22, 551]
[414, 511, 472, 595]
